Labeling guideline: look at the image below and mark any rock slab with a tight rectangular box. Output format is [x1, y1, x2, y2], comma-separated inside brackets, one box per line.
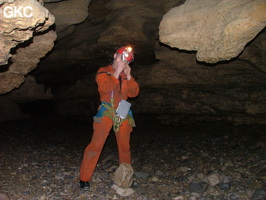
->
[114, 163, 134, 188]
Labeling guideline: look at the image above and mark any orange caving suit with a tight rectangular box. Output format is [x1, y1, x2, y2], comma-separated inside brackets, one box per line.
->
[80, 65, 140, 182]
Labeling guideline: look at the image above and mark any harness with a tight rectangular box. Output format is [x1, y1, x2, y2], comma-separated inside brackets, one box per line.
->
[93, 71, 135, 132]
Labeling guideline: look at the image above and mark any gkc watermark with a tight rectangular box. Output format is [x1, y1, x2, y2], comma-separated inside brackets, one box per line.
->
[3, 6, 33, 18]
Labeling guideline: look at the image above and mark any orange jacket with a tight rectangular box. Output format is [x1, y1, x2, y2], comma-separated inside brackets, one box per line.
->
[96, 65, 139, 108]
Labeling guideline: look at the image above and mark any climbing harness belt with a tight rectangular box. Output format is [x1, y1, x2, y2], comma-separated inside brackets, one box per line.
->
[94, 71, 135, 132]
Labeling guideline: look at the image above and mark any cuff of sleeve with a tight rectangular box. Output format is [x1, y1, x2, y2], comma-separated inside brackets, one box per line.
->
[111, 75, 120, 85]
[127, 77, 135, 84]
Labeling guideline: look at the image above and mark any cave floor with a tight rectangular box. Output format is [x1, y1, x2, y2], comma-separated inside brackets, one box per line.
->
[0, 115, 265, 200]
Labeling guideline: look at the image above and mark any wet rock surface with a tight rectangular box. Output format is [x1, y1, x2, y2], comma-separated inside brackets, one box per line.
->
[0, 115, 265, 200]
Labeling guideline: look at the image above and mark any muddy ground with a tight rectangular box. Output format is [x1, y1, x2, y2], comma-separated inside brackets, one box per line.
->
[0, 114, 265, 200]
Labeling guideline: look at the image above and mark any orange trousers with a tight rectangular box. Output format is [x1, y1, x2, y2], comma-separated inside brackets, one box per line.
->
[80, 116, 132, 182]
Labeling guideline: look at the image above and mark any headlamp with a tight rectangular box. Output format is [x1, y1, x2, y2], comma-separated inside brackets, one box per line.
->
[122, 46, 133, 62]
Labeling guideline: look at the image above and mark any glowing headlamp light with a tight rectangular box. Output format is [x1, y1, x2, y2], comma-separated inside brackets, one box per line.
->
[122, 46, 133, 62]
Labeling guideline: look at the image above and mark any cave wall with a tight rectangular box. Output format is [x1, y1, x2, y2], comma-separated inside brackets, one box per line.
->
[136, 39, 266, 125]
[0, 0, 266, 125]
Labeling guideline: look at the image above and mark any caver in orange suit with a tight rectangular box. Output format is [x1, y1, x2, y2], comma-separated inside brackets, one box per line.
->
[80, 46, 139, 188]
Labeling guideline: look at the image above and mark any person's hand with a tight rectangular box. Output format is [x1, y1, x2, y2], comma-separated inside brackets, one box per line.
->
[123, 64, 131, 80]
[113, 61, 126, 79]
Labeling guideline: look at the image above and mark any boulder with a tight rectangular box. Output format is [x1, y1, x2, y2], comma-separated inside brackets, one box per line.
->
[114, 163, 134, 188]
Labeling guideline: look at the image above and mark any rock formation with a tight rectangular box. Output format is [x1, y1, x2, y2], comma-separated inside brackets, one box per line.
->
[0, 30, 57, 94]
[0, 0, 56, 94]
[159, 0, 266, 63]
[44, 0, 91, 34]
[0, 0, 56, 122]
[0, 0, 55, 66]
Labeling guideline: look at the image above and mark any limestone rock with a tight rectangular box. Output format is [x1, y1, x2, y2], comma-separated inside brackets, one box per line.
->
[172, 196, 185, 200]
[146, 44, 266, 86]
[204, 173, 222, 186]
[0, 0, 55, 65]
[0, 74, 25, 95]
[0, 192, 10, 200]
[159, 0, 266, 63]
[114, 163, 134, 188]
[0, 30, 57, 94]
[45, 0, 91, 33]
[239, 31, 266, 72]
[0, 0, 15, 5]
[105, 0, 140, 10]
[189, 182, 208, 194]
[0, 0, 56, 94]
[44, 0, 62, 2]
[111, 184, 135, 197]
